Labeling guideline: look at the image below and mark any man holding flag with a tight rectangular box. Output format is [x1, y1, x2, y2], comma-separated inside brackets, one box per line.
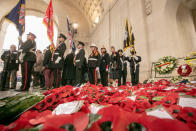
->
[4, 0, 37, 91]
[123, 19, 141, 86]
[18, 32, 36, 91]
[43, 0, 66, 89]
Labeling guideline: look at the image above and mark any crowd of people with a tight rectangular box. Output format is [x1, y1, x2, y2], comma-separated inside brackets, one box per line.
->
[0, 32, 141, 91]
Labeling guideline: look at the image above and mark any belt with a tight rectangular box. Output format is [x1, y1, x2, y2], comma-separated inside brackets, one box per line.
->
[89, 58, 97, 61]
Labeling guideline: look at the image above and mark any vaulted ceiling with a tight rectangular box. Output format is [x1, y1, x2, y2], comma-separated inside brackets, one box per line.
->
[43, 0, 105, 28]
[74, 0, 104, 26]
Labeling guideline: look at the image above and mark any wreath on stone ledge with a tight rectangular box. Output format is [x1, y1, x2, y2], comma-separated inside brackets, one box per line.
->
[177, 64, 192, 77]
[155, 56, 177, 75]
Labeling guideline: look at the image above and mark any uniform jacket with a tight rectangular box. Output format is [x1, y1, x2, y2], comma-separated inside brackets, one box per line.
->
[1, 50, 19, 71]
[88, 51, 101, 68]
[128, 55, 142, 67]
[43, 42, 66, 70]
[75, 48, 85, 69]
[20, 40, 36, 62]
[100, 53, 110, 71]
[118, 55, 128, 71]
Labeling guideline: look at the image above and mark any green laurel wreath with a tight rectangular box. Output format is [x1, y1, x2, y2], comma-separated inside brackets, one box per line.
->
[155, 56, 177, 75]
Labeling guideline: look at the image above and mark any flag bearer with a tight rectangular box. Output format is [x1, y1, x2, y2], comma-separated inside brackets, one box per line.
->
[18, 32, 36, 91]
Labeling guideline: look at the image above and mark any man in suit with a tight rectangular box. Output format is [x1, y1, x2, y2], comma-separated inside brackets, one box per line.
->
[0, 45, 19, 91]
[99, 46, 110, 87]
[74, 41, 85, 86]
[128, 50, 141, 86]
[18, 32, 36, 91]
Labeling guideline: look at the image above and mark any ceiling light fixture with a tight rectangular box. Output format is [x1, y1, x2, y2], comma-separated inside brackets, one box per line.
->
[72, 23, 78, 29]
[95, 16, 100, 24]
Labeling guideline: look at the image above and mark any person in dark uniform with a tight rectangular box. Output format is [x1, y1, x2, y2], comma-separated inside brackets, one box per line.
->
[62, 50, 76, 86]
[53, 33, 67, 88]
[17, 32, 36, 91]
[81, 57, 88, 83]
[117, 49, 128, 86]
[43, 48, 54, 90]
[99, 46, 110, 87]
[0, 45, 19, 91]
[74, 41, 85, 86]
[88, 44, 100, 85]
[110, 46, 120, 87]
[128, 50, 141, 86]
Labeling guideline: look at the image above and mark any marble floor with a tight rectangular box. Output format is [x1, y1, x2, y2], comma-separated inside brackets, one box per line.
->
[0, 86, 47, 99]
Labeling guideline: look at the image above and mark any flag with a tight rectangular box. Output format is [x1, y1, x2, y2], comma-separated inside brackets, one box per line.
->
[5, 0, 25, 36]
[123, 19, 131, 51]
[67, 17, 76, 51]
[130, 25, 135, 52]
[43, 0, 54, 51]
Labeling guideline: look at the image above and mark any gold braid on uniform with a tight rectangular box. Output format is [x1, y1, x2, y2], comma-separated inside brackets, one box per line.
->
[90, 50, 99, 56]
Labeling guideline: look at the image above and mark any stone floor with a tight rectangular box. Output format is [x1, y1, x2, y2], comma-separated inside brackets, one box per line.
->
[0, 86, 47, 99]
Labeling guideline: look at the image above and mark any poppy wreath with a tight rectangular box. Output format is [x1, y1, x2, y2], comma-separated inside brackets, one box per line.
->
[177, 64, 192, 77]
[155, 56, 177, 75]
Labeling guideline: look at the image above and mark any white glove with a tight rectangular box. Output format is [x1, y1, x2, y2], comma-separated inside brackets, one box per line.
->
[19, 53, 25, 63]
[134, 56, 138, 60]
[123, 53, 128, 57]
[106, 68, 108, 72]
[96, 67, 99, 71]
[55, 57, 61, 64]
[18, 36, 22, 41]
[18, 49, 23, 52]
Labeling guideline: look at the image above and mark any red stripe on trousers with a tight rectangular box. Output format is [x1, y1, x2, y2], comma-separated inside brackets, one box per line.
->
[23, 62, 27, 90]
[95, 69, 97, 85]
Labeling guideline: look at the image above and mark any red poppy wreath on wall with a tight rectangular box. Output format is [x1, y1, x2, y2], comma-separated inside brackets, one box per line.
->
[177, 64, 192, 77]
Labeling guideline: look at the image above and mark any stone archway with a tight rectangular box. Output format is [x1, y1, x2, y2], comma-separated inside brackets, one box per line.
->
[0, 8, 59, 51]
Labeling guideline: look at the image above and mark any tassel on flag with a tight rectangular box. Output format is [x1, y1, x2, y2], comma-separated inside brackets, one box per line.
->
[43, 0, 54, 51]
[5, 0, 25, 36]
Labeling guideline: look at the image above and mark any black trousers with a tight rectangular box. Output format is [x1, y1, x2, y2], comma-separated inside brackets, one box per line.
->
[88, 67, 96, 85]
[53, 69, 61, 88]
[118, 70, 127, 86]
[21, 61, 35, 90]
[130, 65, 140, 86]
[0, 69, 17, 90]
[76, 68, 82, 85]
[100, 70, 108, 87]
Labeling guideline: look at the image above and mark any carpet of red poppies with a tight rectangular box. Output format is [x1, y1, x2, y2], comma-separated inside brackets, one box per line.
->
[1, 80, 196, 131]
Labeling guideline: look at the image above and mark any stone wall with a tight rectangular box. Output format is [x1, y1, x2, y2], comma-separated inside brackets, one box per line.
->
[90, 0, 196, 82]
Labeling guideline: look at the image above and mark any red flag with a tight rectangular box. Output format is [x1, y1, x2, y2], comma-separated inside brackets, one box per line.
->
[43, 0, 54, 51]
